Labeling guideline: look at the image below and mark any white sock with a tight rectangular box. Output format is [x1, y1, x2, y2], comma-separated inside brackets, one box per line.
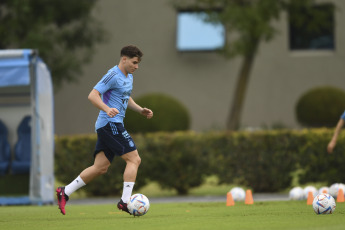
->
[64, 175, 86, 197]
[121, 182, 135, 203]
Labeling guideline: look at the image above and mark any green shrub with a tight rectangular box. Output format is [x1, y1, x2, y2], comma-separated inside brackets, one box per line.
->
[140, 131, 212, 195]
[298, 129, 345, 185]
[124, 93, 190, 133]
[296, 86, 345, 127]
[55, 129, 345, 196]
[208, 130, 302, 192]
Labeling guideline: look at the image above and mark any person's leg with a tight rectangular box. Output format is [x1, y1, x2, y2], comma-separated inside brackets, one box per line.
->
[121, 150, 141, 183]
[79, 151, 111, 184]
[117, 150, 141, 214]
[64, 152, 110, 196]
[57, 152, 110, 215]
[118, 150, 141, 207]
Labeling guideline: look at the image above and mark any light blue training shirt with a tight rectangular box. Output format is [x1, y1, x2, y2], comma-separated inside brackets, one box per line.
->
[93, 65, 133, 130]
[341, 111, 345, 120]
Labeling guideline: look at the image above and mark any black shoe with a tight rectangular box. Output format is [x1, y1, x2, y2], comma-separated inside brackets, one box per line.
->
[56, 187, 69, 215]
[117, 199, 131, 215]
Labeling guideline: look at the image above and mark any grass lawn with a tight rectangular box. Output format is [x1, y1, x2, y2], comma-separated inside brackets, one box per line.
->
[1, 201, 344, 230]
[54, 175, 246, 199]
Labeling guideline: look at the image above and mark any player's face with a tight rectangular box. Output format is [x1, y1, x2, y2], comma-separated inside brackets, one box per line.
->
[124, 56, 140, 74]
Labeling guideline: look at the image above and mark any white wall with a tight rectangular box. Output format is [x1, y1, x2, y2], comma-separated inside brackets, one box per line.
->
[54, 0, 345, 134]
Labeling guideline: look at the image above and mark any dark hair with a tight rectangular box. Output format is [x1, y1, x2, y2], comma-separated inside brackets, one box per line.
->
[121, 45, 143, 60]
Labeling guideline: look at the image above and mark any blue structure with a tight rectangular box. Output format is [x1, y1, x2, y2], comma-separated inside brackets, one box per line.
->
[12, 115, 32, 175]
[0, 119, 11, 175]
[0, 50, 54, 205]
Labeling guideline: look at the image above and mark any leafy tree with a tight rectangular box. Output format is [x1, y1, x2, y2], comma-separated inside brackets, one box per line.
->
[0, 0, 106, 91]
[174, 0, 327, 130]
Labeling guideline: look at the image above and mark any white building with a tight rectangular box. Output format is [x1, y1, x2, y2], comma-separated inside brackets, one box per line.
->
[54, 0, 345, 134]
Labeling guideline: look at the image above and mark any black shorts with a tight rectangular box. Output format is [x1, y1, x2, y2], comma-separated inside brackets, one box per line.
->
[94, 122, 137, 162]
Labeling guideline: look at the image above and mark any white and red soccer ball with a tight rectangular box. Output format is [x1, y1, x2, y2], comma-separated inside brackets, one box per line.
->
[312, 193, 336, 215]
[127, 194, 150, 216]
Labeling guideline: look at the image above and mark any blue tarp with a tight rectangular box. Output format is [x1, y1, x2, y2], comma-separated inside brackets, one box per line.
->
[0, 196, 30, 206]
[0, 49, 32, 87]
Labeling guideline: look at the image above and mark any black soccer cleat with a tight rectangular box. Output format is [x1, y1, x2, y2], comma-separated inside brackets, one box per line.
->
[117, 199, 131, 215]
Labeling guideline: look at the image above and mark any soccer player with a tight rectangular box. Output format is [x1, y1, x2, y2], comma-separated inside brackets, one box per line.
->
[56, 45, 153, 215]
[327, 110, 345, 154]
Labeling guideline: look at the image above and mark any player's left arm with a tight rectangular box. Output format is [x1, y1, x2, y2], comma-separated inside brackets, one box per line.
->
[327, 118, 345, 154]
[128, 97, 153, 119]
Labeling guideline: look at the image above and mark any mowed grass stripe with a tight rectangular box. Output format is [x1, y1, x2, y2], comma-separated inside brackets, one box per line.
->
[0, 201, 344, 230]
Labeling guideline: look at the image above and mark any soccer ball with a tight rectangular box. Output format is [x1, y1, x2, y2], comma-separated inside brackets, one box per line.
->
[127, 194, 150, 216]
[303, 186, 317, 199]
[329, 183, 340, 198]
[230, 187, 246, 201]
[289, 187, 304, 200]
[312, 193, 336, 214]
[329, 183, 345, 198]
[318, 186, 329, 195]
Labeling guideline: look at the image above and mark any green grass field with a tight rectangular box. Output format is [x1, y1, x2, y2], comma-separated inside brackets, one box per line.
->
[1, 201, 344, 230]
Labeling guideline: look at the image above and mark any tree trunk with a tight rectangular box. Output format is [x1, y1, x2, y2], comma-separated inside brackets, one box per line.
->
[226, 52, 256, 130]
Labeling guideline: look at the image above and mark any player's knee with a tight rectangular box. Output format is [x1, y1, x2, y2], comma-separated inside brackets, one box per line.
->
[96, 165, 109, 175]
[123, 151, 141, 167]
[136, 155, 141, 166]
[131, 155, 141, 167]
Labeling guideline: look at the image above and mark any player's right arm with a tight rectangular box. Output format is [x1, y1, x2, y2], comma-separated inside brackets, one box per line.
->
[88, 89, 119, 118]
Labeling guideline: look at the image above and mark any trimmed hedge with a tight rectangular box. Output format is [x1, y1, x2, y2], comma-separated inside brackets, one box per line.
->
[296, 86, 345, 127]
[55, 129, 345, 195]
[138, 131, 211, 195]
[209, 131, 301, 192]
[124, 93, 190, 133]
[298, 129, 345, 184]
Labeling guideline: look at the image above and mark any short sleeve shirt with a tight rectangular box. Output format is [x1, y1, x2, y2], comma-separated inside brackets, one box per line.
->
[341, 110, 345, 121]
[93, 65, 133, 130]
